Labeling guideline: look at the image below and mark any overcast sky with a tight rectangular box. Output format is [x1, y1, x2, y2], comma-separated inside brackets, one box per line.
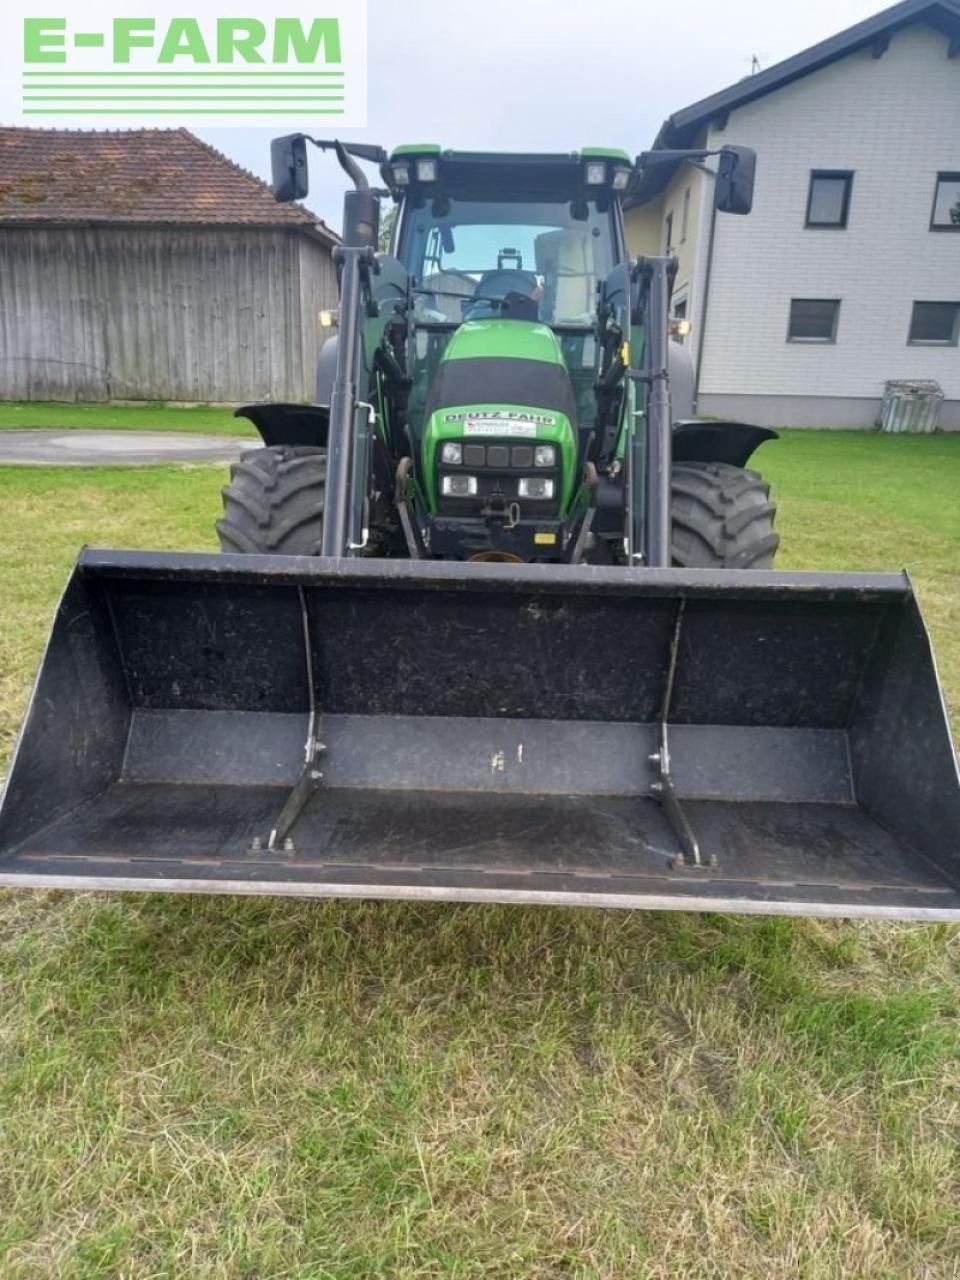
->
[197, 0, 888, 229]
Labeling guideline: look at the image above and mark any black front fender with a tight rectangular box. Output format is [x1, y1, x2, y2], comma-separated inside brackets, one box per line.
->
[672, 419, 778, 468]
[234, 403, 330, 449]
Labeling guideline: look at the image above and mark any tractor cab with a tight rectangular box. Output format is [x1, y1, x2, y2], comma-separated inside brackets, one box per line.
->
[261, 133, 762, 568]
[386, 146, 634, 559]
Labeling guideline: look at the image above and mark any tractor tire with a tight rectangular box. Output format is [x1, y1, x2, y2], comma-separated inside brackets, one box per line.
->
[217, 446, 326, 556]
[671, 460, 779, 569]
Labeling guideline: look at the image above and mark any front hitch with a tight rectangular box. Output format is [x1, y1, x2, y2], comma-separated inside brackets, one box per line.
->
[481, 494, 521, 539]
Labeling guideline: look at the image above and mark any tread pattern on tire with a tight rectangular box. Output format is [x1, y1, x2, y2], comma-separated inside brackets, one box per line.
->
[217, 446, 326, 556]
[671, 460, 779, 569]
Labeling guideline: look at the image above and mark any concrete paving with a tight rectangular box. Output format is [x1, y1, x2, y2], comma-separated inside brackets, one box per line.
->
[0, 430, 254, 466]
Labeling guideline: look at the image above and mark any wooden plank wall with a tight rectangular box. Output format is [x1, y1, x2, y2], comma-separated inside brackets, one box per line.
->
[0, 225, 337, 402]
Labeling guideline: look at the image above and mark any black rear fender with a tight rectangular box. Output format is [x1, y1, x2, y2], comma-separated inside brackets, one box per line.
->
[234, 403, 330, 449]
[672, 420, 778, 469]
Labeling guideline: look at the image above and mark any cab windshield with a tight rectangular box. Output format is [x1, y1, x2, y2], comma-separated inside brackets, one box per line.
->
[398, 195, 616, 327]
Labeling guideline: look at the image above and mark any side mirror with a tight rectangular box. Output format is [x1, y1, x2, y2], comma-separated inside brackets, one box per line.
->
[271, 134, 309, 203]
[714, 146, 755, 215]
[343, 189, 381, 250]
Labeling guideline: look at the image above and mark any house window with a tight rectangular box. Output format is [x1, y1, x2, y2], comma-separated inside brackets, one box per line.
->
[787, 298, 840, 342]
[908, 301, 960, 345]
[805, 171, 853, 228]
[681, 187, 690, 241]
[930, 174, 960, 230]
[664, 211, 674, 253]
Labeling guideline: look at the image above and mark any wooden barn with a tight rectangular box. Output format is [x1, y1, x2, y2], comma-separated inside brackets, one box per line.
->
[0, 127, 339, 403]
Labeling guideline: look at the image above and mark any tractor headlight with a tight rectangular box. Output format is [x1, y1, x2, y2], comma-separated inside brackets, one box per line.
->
[612, 166, 632, 191]
[391, 163, 411, 187]
[441, 442, 462, 465]
[416, 158, 438, 183]
[518, 477, 555, 500]
[585, 161, 606, 185]
[442, 474, 477, 497]
[534, 445, 556, 467]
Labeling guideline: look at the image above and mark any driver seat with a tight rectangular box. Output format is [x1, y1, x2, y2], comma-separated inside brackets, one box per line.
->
[468, 269, 542, 322]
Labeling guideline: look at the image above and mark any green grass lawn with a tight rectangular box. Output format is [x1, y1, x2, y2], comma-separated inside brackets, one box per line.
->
[0, 431, 958, 1277]
[0, 401, 257, 436]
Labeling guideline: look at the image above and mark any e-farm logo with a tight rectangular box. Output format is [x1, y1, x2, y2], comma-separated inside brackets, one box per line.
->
[0, 2, 367, 126]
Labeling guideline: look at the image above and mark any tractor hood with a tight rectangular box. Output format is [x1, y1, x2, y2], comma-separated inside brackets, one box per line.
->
[424, 318, 579, 427]
[423, 318, 578, 421]
[419, 318, 580, 514]
[440, 317, 569, 366]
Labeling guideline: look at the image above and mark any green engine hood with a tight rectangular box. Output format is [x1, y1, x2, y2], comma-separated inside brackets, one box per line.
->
[420, 318, 579, 514]
[440, 317, 568, 365]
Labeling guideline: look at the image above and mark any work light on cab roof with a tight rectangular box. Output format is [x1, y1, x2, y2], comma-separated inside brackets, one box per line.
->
[384, 145, 636, 198]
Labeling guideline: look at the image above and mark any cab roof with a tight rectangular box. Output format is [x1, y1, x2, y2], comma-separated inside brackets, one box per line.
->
[384, 146, 634, 200]
[390, 144, 632, 165]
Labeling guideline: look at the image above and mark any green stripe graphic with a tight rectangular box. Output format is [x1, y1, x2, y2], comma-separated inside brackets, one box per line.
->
[23, 109, 346, 115]
[23, 95, 345, 101]
[20, 66, 351, 116]
[22, 70, 345, 77]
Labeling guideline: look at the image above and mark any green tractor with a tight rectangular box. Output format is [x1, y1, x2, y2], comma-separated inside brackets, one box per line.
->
[220, 139, 778, 572]
[0, 138, 957, 920]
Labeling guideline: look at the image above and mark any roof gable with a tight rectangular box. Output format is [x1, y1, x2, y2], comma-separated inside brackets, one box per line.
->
[0, 127, 337, 241]
[627, 0, 959, 205]
[660, 0, 960, 147]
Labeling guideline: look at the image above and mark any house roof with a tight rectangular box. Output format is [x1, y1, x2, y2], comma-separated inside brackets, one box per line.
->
[0, 127, 338, 243]
[629, 0, 960, 203]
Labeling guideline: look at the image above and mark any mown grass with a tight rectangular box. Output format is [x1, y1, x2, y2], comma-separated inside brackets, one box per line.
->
[760, 430, 959, 717]
[0, 430, 958, 1277]
[0, 401, 256, 436]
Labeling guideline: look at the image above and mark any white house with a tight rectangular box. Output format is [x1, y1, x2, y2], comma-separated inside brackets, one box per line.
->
[624, 0, 960, 428]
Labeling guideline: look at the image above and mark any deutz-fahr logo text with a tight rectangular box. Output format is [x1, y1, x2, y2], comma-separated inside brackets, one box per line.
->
[444, 411, 557, 426]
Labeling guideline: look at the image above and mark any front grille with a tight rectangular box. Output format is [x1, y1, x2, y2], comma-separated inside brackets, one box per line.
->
[460, 443, 541, 469]
[436, 436, 561, 517]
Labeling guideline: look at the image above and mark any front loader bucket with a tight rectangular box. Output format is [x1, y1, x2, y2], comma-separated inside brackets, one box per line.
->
[1, 551, 958, 920]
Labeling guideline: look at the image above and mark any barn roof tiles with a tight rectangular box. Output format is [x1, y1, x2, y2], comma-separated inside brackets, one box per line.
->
[0, 126, 338, 241]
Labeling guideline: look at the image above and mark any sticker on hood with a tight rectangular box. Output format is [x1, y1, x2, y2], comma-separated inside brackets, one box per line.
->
[457, 412, 556, 437]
